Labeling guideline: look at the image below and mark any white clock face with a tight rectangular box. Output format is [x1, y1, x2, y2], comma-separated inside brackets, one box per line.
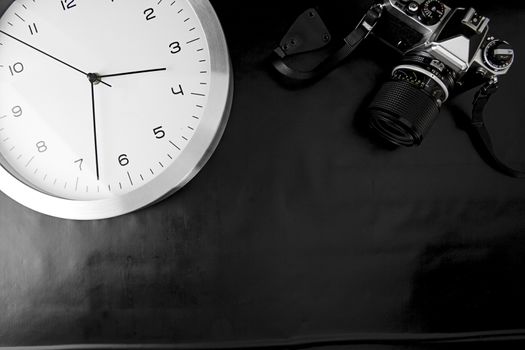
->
[0, 0, 232, 218]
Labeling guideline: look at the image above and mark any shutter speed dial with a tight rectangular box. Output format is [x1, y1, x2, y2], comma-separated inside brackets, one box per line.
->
[420, 0, 446, 26]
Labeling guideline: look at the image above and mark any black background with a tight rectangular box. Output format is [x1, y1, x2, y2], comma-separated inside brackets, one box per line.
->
[1, 0, 525, 348]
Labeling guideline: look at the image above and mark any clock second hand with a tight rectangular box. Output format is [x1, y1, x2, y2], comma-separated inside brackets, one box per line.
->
[0, 30, 112, 88]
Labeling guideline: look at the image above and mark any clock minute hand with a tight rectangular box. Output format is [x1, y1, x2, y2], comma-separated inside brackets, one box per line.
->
[0, 30, 112, 88]
[99, 68, 167, 79]
[90, 81, 101, 181]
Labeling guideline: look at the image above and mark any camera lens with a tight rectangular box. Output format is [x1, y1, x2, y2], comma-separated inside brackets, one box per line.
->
[368, 53, 455, 146]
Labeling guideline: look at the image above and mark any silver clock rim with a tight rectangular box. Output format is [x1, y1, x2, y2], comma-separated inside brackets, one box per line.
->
[0, 0, 233, 220]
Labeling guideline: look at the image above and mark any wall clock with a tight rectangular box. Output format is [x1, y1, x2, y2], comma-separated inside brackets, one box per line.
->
[0, 0, 232, 220]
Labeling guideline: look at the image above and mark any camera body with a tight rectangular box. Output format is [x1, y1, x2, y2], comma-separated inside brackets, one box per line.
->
[366, 0, 514, 146]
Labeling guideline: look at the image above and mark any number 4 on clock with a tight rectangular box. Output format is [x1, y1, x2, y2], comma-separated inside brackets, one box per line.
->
[171, 84, 184, 96]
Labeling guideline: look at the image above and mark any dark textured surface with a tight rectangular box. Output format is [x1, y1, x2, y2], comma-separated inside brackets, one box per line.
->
[1, 0, 525, 348]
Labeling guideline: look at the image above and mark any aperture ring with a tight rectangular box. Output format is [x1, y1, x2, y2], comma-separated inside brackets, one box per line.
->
[392, 64, 450, 101]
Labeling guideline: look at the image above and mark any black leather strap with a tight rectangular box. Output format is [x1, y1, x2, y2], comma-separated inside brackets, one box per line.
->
[470, 80, 525, 178]
[272, 4, 383, 82]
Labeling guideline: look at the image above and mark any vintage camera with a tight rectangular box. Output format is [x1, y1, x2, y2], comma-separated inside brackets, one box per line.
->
[272, 1, 522, 176]
[366, 0, 514, 146]
[273, 0, 515, 146]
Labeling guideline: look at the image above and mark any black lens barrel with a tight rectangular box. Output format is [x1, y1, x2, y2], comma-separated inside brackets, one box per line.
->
[368, 80, 441, 146]
[367, 51, 457, 147]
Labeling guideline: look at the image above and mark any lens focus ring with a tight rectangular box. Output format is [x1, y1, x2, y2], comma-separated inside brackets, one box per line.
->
[368, 80, 441, 146]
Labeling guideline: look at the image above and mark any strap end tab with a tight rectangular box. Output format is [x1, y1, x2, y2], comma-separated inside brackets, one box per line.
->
[276, 8, 332, 58]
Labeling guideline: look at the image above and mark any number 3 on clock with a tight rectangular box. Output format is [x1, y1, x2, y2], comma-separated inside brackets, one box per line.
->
[169, 41, 181, 54]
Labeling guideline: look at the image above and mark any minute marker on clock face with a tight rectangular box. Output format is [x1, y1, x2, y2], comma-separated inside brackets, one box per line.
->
[0, 0, 216, 203]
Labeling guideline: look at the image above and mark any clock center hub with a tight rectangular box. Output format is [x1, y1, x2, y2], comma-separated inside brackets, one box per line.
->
[87, 73, 101, 85]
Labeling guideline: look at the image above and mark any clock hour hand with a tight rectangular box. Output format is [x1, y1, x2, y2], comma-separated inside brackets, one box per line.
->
[0, 30, 112, 88]
[99, 68, 167, 79]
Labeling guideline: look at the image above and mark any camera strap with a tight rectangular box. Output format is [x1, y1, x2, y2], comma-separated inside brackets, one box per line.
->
[272, 4, 383, 81]
[470, 80, 525, 178]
